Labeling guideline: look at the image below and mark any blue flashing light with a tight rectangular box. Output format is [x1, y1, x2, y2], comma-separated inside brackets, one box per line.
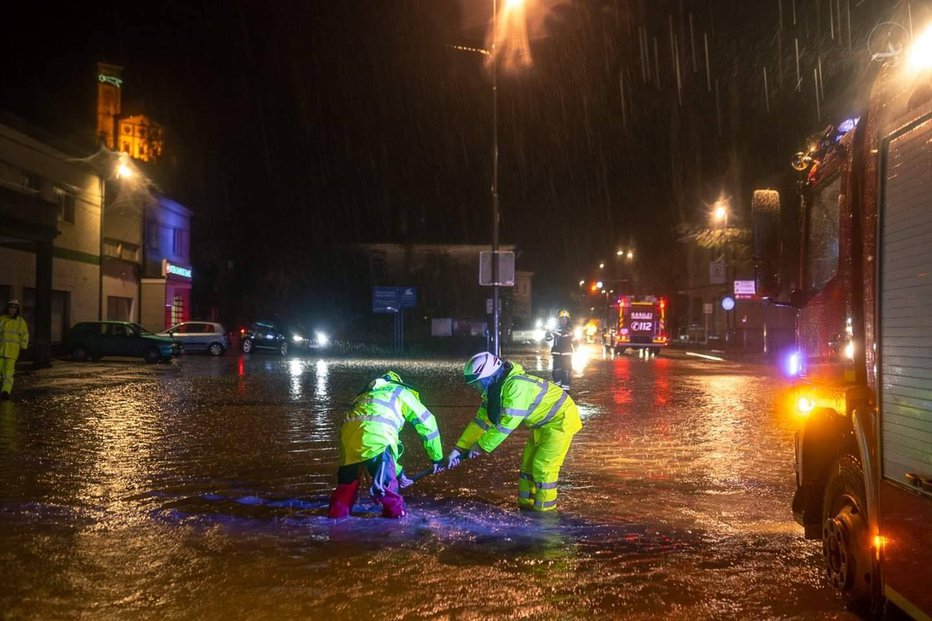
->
[837, 117, 859, 134]
[784, 350, 802, 377]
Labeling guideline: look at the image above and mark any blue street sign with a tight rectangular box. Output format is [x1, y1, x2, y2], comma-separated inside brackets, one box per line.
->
[373, 287, 400, 313]
[373, 286, 417, 313]
[400, 287, 417, 309]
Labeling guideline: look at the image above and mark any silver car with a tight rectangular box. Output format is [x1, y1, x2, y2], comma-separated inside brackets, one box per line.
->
[160, 321, 230, 356]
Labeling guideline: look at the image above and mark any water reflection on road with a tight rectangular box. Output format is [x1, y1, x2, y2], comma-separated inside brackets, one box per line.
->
[0, 350, 855, 619]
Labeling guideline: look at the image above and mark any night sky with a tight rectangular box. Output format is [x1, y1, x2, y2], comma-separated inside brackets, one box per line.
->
[0, 0, 909, 319]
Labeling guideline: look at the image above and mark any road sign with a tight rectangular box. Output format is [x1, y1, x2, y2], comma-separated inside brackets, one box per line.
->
[479, 251, 515, 286]
[734, 280, 757, 300]
[372, 287, 400, 313]
[703, 303, 713, 315]
[373, 286, 417, 313]
[722, 296, 736, 311]
[709, 259, 726, 285]
[399, 287, 417, 308]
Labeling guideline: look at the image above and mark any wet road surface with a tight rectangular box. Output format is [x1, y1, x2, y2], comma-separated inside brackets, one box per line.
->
[0, 347, 859, 620]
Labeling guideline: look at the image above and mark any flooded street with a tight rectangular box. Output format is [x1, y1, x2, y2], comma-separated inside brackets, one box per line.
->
[0, 348, 857, 620]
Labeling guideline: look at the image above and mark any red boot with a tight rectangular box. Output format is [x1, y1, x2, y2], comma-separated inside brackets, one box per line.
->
[328, 480, 360, 518]
[378, 488, 406, 518]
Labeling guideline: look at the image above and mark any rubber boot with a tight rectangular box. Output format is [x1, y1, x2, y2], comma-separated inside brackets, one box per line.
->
[378, 487, 407, 518]
[327, 480, 360, 518]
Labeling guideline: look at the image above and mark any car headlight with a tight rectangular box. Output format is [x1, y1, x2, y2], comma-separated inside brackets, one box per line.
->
[315, 331, 329, 347]
[292, 334, 304, 343]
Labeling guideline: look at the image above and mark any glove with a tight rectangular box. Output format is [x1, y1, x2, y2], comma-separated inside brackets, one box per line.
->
[446, 448, 464, 469]
[431, 460, 445, 475]
[398, 472, 414, 488]
[467, 443, 484, 460]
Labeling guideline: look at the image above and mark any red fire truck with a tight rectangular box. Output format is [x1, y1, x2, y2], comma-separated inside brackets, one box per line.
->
[752, 15, 932, 618]
[609, 295, 668, 355]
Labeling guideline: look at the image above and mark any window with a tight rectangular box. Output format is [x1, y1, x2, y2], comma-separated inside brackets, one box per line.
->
[805, 175, 841, 291]
[21, 171, 40, 192]
[173, 228, 186, 256]
[171, 295, 184, 326]
[147, 220, 160, 249]
[53, 186, 76, 223]
[107, 296, 133, 321]
[103, 239, 139, 262]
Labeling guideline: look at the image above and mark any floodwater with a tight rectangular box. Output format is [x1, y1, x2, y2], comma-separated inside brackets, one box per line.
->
[0, 347, 858, 620]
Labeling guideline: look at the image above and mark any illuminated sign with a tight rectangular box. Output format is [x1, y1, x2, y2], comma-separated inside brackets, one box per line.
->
[734, 280, 758, 300]
[162, 260, 192, 279]
[98, 74, 123, 88]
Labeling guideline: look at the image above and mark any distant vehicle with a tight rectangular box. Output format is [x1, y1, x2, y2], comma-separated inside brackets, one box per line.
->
[65, 321, 181, 363]
[288, 324, 330, 352]
[159, 321, 230, 356]
[611, 296, 669, 355]
[240, 320, 289, 356]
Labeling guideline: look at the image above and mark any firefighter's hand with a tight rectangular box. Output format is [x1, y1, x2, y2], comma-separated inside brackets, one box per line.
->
[446, 449, 464, 469]
[398, 473, 414, 488]
[467, 444, 485, 460]
[431, 460, 445, 475]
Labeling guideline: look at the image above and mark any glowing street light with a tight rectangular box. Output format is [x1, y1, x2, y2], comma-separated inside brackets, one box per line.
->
[909, 23, 932, 71]
[116, 153, 134, 180]
[489, 0, 529, 355]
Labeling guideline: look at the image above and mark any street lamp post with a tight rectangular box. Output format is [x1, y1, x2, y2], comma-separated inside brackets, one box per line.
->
[713, 200, 730, 346]
[491, 0, 501, 356]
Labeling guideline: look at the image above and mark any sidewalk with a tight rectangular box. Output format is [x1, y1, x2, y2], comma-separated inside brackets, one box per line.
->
[663, 342, 773, 365]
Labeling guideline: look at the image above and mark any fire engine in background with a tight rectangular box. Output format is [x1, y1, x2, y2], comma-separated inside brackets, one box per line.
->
[752, 13, 932, 619]
[607, 295, 668, 355]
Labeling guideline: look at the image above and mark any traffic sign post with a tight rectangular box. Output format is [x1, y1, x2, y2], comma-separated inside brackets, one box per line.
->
[372, 287, 417, 352]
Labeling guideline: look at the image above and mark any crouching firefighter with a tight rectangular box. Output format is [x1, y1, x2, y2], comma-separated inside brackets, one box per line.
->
[328, 371, 444, 519]
[447, 352, 582, 512]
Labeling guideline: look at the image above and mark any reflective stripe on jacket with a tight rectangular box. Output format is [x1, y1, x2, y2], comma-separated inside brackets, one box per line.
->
[455, 362, 582, 454]
[0, 315, 28, 359]
[339, 377, 443, 467]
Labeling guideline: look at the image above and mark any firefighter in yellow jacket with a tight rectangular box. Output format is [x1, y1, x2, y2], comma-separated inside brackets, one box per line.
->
[447, 352, 582, 512]
[328, 371, 443, 518]
[0, 300, 29, 401]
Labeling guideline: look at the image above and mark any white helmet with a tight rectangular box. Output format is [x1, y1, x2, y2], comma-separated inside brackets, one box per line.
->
[464, 351, 503, 384]
[6, 299, 19, 307]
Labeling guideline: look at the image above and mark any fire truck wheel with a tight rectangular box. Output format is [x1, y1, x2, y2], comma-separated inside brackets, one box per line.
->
[821, 454, 874, 613]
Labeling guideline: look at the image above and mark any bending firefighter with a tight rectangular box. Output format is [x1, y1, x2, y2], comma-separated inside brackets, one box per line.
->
[328, 371, 443, 518]
[0, 299, 29, 401]
[546, 309, 577, 390]
[447, 352, 582, 512]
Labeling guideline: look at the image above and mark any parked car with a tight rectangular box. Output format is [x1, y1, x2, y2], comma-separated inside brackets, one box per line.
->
[65, 321, 181, 363]
[241, 320, 290, 356]
[159, 321, 230, 356]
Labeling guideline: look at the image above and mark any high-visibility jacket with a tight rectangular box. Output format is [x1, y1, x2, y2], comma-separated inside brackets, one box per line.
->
[339, 376, 443, 471]
[0, 315, 28, 359]
[455, 362, 582, 454]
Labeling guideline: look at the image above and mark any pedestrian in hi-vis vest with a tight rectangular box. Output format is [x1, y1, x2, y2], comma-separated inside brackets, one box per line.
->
[0, 299, 29, 401]
[447, 352, 582, 512]
[328, 371, 444, 519]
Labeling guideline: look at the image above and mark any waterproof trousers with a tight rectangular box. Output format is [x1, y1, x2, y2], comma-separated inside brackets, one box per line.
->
[328, 448, 406, 518]
[518, 425, 576, 511]
[0, 357, 15, 394]
[552, 353, 572, 388]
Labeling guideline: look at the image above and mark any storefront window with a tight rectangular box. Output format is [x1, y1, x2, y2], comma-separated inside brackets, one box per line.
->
[171, 295, 184, 326]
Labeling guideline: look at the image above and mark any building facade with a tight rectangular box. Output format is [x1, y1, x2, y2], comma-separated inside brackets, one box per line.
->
[0, 116, 105, 365]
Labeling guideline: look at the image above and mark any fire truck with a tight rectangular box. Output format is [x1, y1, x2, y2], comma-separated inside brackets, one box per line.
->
[751, 16, 932, 619]
[609, 295, 668, 355]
